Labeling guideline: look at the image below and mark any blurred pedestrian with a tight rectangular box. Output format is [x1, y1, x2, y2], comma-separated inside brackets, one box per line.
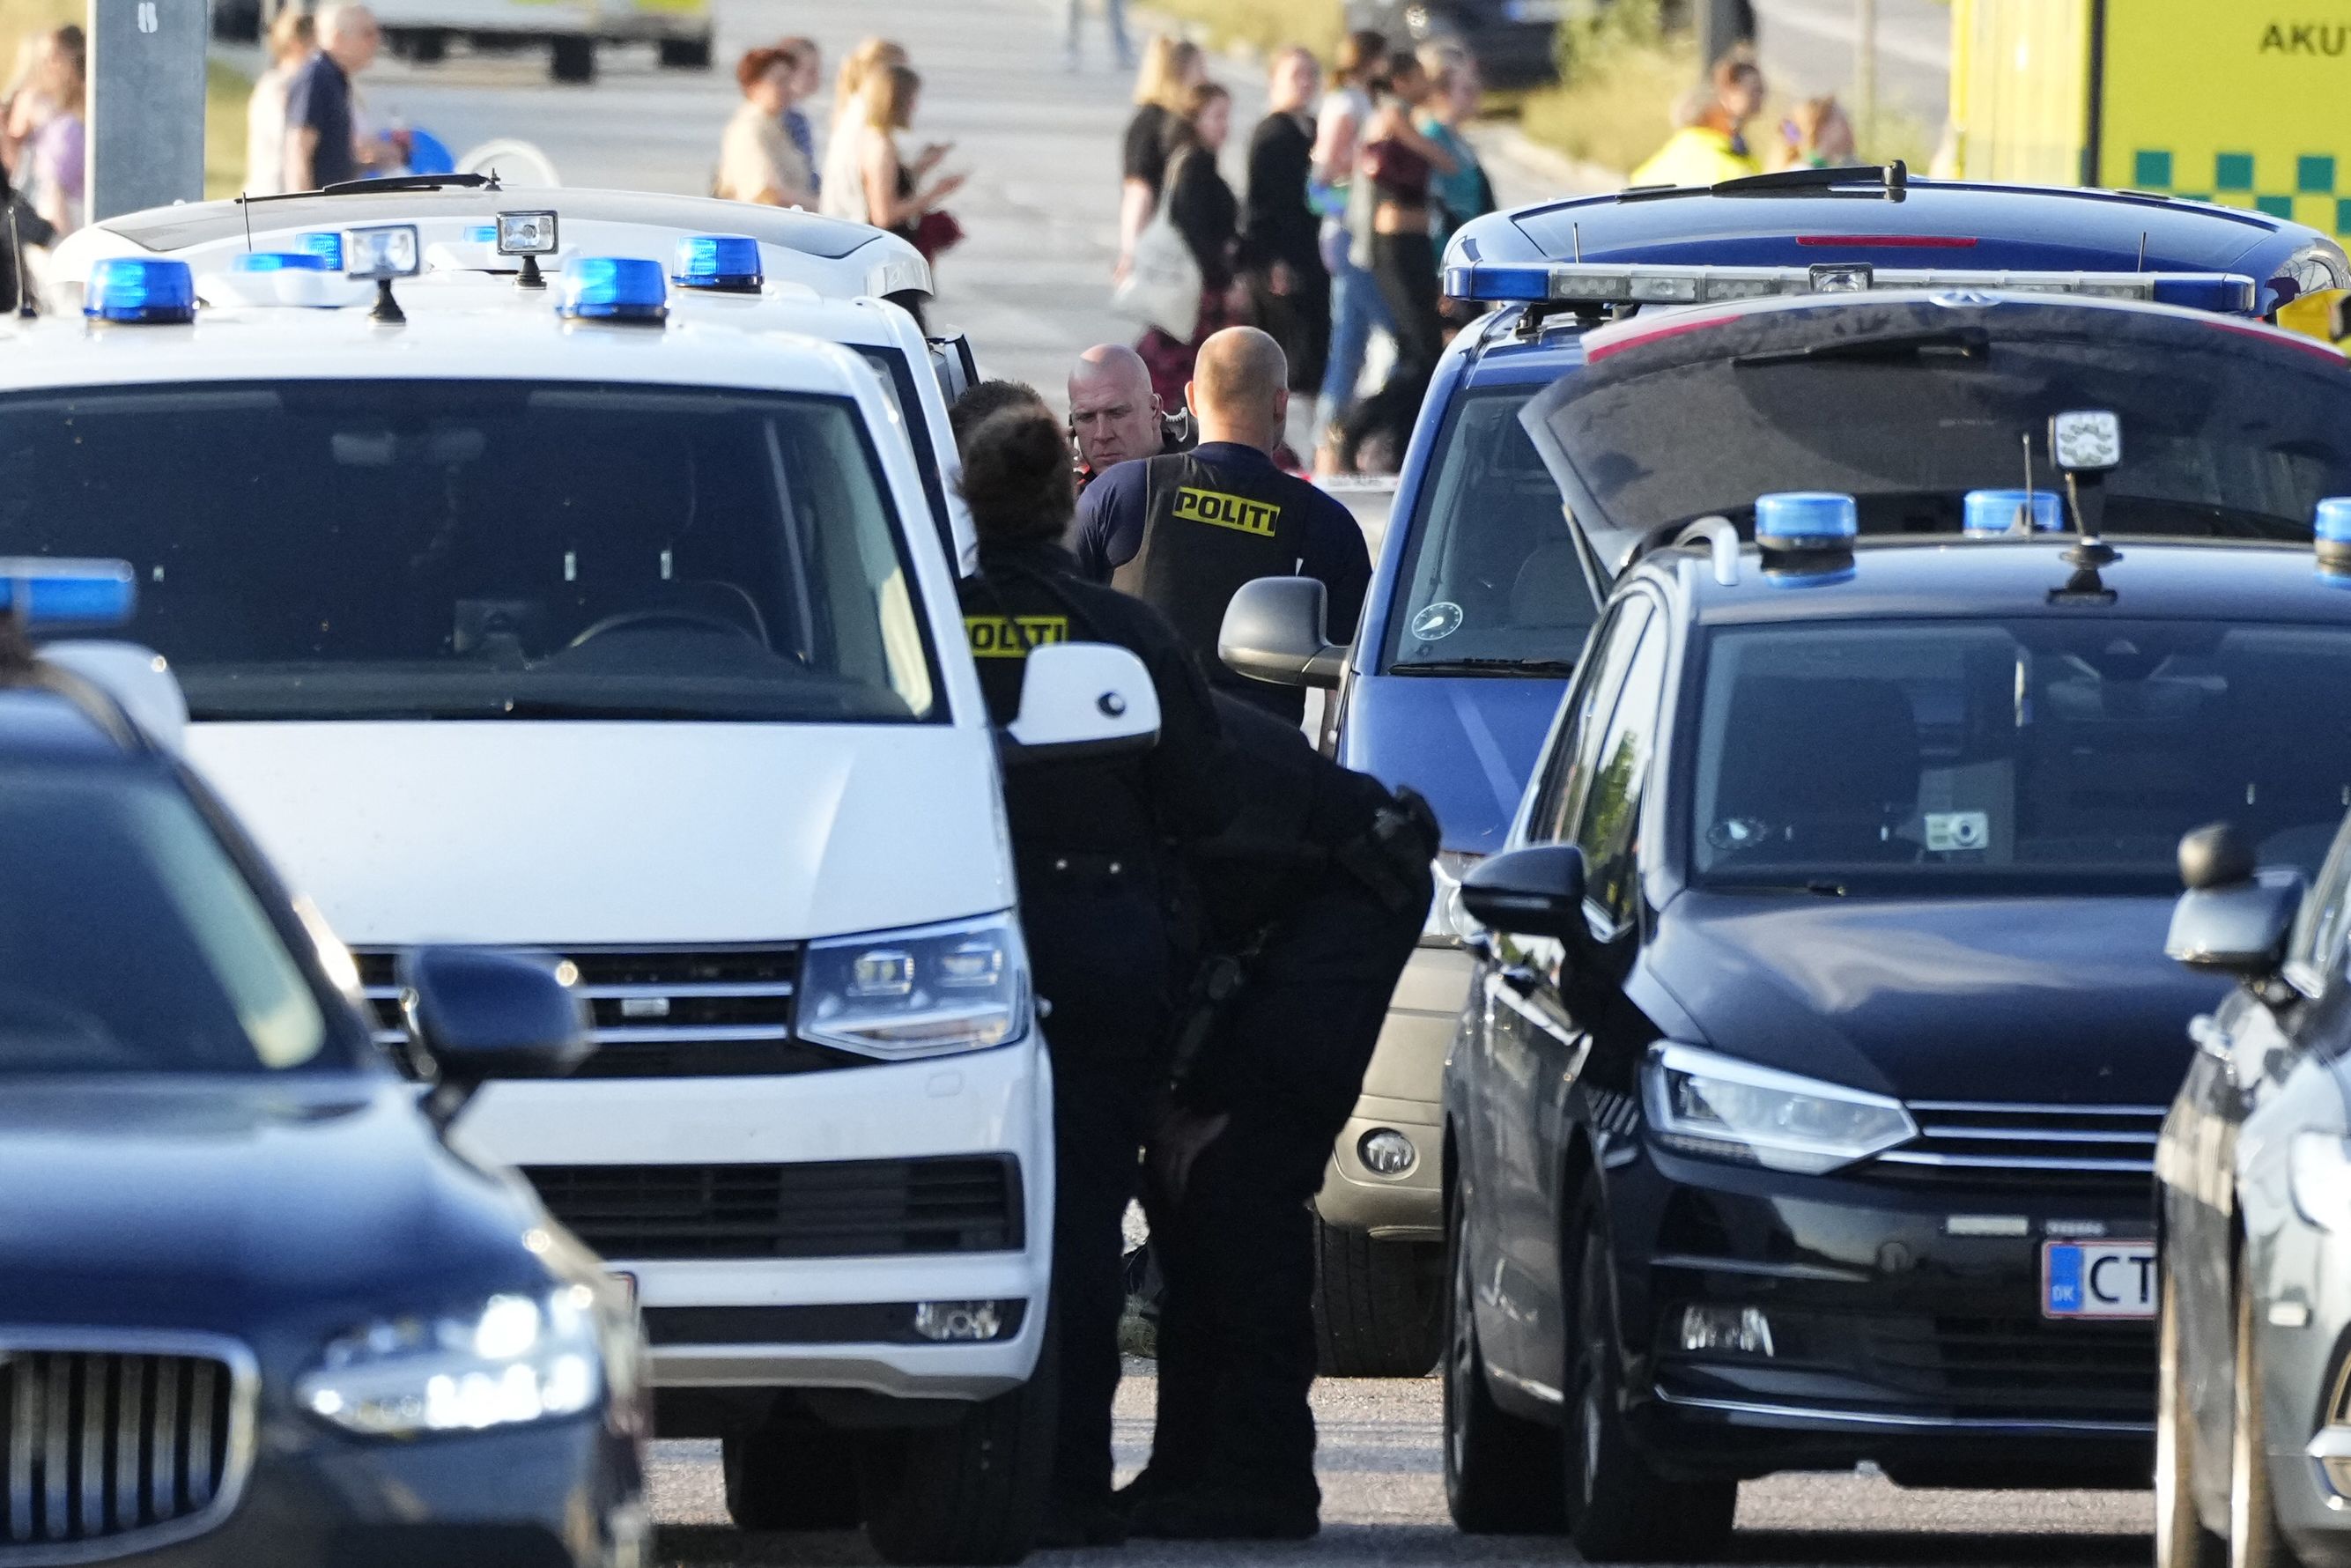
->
[1310, 31, 1394, 455]
[1076, 327, 1370, 725]
[1136, 82, 1246, 410]
[1240, 48, 1327, 394]
[1070, 343, 1178, 492]
[951, 404, 1234, 1551]
[1332, 50, 1454, 474]
[285, 5, 400, 192]
[820, 38, 906, 218]
[843, 64, 964, 324]
[777, 35, 822, 192]
[1066, 0, 1134, 74]
[24, 25, 82, 237]
[1418, 47, 1493, 261]
[2, 33, 57, 188]
[1119, 37, 1207, 273]
[1629, 47, 1764, 188]
[1773, 93, 1857, 171]
[715, 44, 816, 206]
[245, 9, 316, 198]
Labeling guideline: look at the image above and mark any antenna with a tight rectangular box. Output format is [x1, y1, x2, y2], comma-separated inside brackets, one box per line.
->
[2136, 230, 2147, 272]
[1572, 222, 1582, 263]
[239, 192, 254, 254]
[2018, 433, 2035, 534]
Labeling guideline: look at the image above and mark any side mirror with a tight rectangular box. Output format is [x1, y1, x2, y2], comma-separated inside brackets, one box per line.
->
[1218, 576, 1349, 691]
[1460, 844, 1588, 942]
[401, 947, 592, 1121]
[1002, 641, 1159, 767]
[2166, 824, 2302, 978]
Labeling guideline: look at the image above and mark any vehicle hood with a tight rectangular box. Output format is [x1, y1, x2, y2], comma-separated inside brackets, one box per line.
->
[1647, 890, 2231, 1104]
[1341, 674, 1567, 854]
[188, 721, 1013, 945]
[0, 1077, 536, 1329]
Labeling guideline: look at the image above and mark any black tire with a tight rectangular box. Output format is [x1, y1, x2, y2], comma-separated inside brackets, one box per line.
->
[658, 34, 713, 69]
[549, 36, 595, 83]
[722, 1425, 862, 1532]
[1312, 1217, 1445, 1377]
[1444, 1177, 1565, 1534]
[1564, 1193, 1737, 1562]
[2231, 1276, 2301, 1568]
[854, 1366, 1054, 1565]
[2158, 1266, 2226, 1568]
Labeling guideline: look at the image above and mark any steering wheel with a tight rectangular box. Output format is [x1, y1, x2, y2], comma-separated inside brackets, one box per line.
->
[566, 608, 765, 650]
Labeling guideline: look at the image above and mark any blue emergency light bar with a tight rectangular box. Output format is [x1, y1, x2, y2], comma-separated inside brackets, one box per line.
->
[0, 558, 137, 629]
[558, 256, 668, 322]
[1963, 489, 2066, 536]
[1443, 260, 2261, 315]
[83, 259, 196, 325]
[228, 250, 333, 274]
[1756, 492, 1859, 552]
[297, 231, 344, 270]
[2317, 498, 2351, 574]
[672, 234, 763, 292]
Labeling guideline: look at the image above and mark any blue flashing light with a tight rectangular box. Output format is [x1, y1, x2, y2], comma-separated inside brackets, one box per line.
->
[2148, 275, 2259, 314]
[1963, 489, 2066, 536]
[0, 558, 137, 628]
[1754, 492, 1859, 552]
[1443, 262, 1552, 303]
[466, 224, 498, 243]
[228, 250, 333, 274]
[83, 258, 196, 325]
[672, 233, 763, 292]
[2318, 497, 2351, 544]
[558, 256, 668, 322]
[296, 231, 344, 269]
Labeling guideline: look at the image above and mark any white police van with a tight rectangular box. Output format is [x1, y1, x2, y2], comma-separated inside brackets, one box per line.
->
[0, 240, 1160, 1564]
[47, 186, 980, 566]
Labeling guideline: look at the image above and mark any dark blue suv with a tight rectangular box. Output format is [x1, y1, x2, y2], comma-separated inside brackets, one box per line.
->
[1247, 167, 2349, 1378]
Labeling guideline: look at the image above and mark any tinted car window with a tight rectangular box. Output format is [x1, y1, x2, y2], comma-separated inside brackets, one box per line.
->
[0, 381, 938, 723]
[1386, 386, 1599, 672]
[1534, 597, 1652, 844]
[1573, 615, 1668, 924]
[0, 766, 336, 1074]
[1690, 618, 2351, 894]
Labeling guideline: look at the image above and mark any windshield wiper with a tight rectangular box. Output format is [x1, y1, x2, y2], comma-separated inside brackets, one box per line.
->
[240, 172, 501, 206]
[1390, 657, 1578, 677]
[1734, 327, 1988, 367]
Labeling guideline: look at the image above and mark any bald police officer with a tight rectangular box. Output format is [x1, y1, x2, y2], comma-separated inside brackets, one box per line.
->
[1074, 327, 1371, 724]
[951, 401, 1234, 1547]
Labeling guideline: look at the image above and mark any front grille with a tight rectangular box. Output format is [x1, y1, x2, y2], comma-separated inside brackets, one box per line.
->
[1869, 1101, 2167, 1190]
[0, 1341, 251, 1556]
[522, 1156, 1024, 1261]
[1864, 1312, 2153, 1419]
[355, 945, 864, 1077]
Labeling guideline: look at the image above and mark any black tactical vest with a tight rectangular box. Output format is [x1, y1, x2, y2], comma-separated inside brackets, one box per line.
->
[1111, 451, 1304, 676]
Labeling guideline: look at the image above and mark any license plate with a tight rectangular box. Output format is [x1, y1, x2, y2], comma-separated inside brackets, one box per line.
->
[2042, 1241, 2156, 1319]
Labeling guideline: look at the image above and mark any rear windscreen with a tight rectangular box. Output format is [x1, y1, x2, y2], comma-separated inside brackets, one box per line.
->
[1528, 317, 2351, 567]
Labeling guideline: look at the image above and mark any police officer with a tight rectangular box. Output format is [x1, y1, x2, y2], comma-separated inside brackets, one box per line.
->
[1128, 695, 1437, 1541]
[1074, 327, 1371, 723]
[950, 404, 1236, 1547]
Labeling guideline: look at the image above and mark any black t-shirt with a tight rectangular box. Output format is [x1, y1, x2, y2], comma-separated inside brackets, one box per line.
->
[285, 53, 356, 189]
[1122, 103, 1175, 196]
[1240, 111, 1320, 274]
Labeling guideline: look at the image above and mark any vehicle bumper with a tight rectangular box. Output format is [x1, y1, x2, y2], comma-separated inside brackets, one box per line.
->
[454, 1041, 1053, 1405]
[2250, 1217, 2351, 1566]
[1608, 1141, 2157, 1486]
[128, 1415, 644, 1568]
[1312, 945, 1472, 1242]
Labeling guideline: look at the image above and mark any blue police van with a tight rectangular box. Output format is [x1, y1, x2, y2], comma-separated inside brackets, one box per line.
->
[1272, 165, 2351, 1376]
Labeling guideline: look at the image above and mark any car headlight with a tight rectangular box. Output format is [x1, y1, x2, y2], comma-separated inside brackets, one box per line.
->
[2290, 1131, 2351, 1230]
[299, 1284, 603, 1438]
[1641, 1042, 1916, 1175]
[800, 913, 1031, 1060]
[1423, 851, 1485, 948]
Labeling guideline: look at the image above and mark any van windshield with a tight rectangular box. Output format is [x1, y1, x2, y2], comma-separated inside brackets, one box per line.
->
[1384, 386, 1599, 675]
[0, 381, 940, 723]
[1690, 618, 2351, 895]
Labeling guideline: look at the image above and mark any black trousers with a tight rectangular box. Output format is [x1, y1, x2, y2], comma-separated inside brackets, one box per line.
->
[1026, 873, 1184, 1510]
[1142, 867, 1429, 1508]
[1251, 256, 1332, 394]
[1339, 228, 1443, 468]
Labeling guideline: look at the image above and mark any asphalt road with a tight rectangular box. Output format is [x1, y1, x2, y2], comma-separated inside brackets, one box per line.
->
[301, 7, 2148, 1564]
[641, 1362, 2152, 1567]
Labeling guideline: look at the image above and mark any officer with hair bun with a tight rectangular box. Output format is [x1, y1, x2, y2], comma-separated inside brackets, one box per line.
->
[951, 403, 1234, 1548]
